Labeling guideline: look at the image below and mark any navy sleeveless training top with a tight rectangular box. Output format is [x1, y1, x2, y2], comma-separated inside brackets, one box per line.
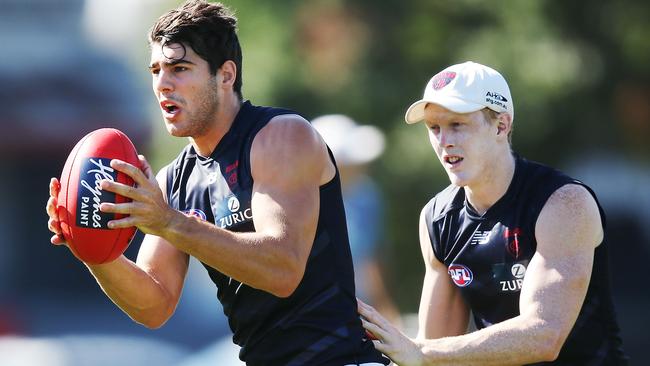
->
[165, 101, 388, 366]
[423, 155, 627, 365]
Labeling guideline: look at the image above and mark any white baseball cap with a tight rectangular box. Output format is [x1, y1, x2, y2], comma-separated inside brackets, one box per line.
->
[404, 61, 514, 124]
[311, 114, 385, 165]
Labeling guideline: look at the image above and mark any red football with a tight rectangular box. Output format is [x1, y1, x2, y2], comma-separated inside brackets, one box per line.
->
[57, 128, 140, 264]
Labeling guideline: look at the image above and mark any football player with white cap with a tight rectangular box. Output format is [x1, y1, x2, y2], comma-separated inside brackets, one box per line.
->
[358, 61, 627, 365]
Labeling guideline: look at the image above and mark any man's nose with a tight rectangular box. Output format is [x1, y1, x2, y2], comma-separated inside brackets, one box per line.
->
[154, 70, 173, 93]
[439, 129, 454, 147]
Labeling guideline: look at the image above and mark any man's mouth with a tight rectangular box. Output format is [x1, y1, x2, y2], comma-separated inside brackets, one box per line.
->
[160, 100, 181, 115]
[444, 155, 463, 166]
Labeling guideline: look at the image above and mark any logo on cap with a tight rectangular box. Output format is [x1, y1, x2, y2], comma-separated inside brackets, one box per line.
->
[486, 91, 507, 102]
[431, 72, 456, 90]
[485, 91, 509, 110]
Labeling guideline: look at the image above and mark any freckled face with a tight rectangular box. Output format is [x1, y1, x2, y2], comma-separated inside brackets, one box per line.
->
[149, 42, 220, 138]
[423, 103, 500, 188]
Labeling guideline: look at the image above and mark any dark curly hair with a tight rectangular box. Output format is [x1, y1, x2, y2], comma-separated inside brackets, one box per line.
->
[148, 0, 243, 99]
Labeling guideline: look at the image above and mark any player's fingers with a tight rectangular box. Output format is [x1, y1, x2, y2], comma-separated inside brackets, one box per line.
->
[365, 329, 379, 340]
[372, 339, 388, 353]
[100, 180, 143, 201]
[50, 234, 67, 246]
[362, 301, 393, 331]
[100, 202, 134, 215]
[357, 303, 372, 321]
[357, 299, 385, 327]
[49, 177, 60, 197]
[357, 297, 370, 313]
[357, 297, 377, 312]
[48, 217, 62, 235]
[110, 159, 149, 187]
[107, 216, 137, 229]
[360, 318, 386, 341]
[46, 196, 58, 218]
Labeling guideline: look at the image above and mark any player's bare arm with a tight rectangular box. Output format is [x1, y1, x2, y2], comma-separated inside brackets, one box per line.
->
[103, 114, 332, 297]
[415, 208, 470, 340]
[360, 183, 602, 365]
[359, 207, 469, 365]
[85, 233, 190, 329]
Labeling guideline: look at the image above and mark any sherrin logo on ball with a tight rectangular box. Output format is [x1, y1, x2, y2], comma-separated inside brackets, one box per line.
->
[57, 128, 141, 264]
[76, 158, 118, 229]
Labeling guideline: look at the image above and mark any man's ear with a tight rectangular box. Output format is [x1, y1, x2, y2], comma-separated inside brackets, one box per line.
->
[219, 60, 237, 87]
[496, 113, 513, 136]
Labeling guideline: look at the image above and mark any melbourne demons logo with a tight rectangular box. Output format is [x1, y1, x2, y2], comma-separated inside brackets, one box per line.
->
[225, 160, 239, 188]
[431, 71, 456, 90]
[448, 264, 473, 287]
[504, 227, 522, 258]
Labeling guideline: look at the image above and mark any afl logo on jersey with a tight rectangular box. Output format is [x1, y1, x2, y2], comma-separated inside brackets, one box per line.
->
[228, 196, 240, 212]
[448, 264, 473, 287]
[183, 209, 207, 221]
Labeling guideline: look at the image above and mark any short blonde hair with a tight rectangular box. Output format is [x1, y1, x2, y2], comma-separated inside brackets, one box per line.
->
[481, 108, 513, 144]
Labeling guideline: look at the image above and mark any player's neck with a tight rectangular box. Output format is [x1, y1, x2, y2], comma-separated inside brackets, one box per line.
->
[190, 95, 242, 157]
[465, 151, 515, 215]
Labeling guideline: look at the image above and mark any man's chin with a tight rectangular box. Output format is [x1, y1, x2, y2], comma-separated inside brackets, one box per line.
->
[165, 123, 191, 138]
[447, 173, 469, 187]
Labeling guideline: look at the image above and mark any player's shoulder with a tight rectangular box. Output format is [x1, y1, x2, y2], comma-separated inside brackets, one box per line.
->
[537, 183, 604, 249]
[544, 183, 600, 216]
[252, 114, 324, 165]
[516, 155, 584, 202]
[519, 155, 605, 231]
[251, 113, 330, 183]
[255, 113, 318, 149]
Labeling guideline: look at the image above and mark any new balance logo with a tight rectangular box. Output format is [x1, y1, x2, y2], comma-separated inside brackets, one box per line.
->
[470, 230, 492, 245]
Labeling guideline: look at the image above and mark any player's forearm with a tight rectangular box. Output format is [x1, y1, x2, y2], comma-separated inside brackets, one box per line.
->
[418, 316, 561, 365]
[162, 215, 305, 297]
[86, 256, 175, 328]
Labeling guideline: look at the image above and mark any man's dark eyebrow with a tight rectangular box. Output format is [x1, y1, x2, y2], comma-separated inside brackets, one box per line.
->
[148, 59, 197, 70]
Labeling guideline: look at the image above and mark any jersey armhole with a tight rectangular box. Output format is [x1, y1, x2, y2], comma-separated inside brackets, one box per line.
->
[423, 198, 445, 264]
[164, 144, 194, 209]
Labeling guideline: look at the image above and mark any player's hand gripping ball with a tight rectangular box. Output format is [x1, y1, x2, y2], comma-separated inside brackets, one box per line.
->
[57, 128, 140, 264]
